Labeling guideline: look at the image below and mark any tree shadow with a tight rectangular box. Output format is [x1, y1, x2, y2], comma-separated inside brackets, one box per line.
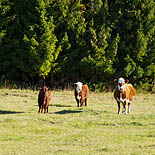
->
[0, 110, 24, 115]
[54, 110, 83, 115]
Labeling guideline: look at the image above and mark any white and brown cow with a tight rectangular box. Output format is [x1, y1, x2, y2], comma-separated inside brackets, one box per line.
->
[114, 78, 135, 114]
[74, 82, 89, 107]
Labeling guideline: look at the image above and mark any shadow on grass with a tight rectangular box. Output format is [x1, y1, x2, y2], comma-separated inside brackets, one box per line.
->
[54, 110, 83, 114]
[34, 104, 72, 108]
[50, 104, 72, 107]
[0, 110, 24, 115]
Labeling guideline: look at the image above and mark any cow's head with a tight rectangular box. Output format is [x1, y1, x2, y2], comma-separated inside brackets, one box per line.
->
[114, 78, 129, 92]
[40, 86, 49, 96]
[74, 82, 83, 92]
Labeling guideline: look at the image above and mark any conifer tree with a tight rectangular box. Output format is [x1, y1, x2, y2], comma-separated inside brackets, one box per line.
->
[0, 0, 61, 82]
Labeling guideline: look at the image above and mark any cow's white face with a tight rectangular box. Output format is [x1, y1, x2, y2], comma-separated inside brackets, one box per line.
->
[117, 78, 125, 92]
[118, 83, 125, 92]
[75, 82, 83, 93]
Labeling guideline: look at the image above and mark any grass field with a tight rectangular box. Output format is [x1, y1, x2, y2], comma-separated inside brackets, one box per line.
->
[0, 89, 155, 155]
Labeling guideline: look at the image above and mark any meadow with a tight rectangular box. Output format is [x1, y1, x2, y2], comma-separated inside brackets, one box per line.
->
[0, 88, 155, 155]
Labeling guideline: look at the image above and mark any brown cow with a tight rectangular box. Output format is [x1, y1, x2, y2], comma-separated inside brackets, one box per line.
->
[114, 78, 135, 114]
[74, 82, 89, 107]
[38, 86, 51, 113]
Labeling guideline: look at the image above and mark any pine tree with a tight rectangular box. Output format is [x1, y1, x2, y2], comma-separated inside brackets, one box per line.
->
[0, 0, 61, 82]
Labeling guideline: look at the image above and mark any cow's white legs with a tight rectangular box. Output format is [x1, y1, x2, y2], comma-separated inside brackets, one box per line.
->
[122, 102, 127, 114]
[122, 106, 125, 113]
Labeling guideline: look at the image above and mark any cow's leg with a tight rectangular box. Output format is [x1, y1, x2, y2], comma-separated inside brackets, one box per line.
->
[80, 93, 84, 107]
[42, 104, 45, 114]
[46, 104, 49, 113]
[117, 101, 121, 114]
[76, 99, 80, 107]
[85, 98, 87, 106]
[128, 102, 130, 113]
[41, 105, 43, 113]
[38, 105, 41, 113]
[80, 98, 84, 107]
[46, 104, 48, 113]
[75, 93, 80, 107]
[44, 104, 46, 114]
[122, 104, 125, 113]
[122, 101, 127, 114]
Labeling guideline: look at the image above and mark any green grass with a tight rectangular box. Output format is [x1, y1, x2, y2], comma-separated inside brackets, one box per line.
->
[0, 89, 155, 155]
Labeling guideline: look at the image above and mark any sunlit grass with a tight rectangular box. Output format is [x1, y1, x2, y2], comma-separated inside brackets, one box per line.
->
[0, 89, 155, 154]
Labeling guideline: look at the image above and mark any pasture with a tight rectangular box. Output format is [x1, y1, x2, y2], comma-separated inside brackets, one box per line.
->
[0, 89, 155, 155]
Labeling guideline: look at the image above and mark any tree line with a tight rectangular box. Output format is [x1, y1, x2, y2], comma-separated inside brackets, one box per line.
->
[0, 0, 155, 91]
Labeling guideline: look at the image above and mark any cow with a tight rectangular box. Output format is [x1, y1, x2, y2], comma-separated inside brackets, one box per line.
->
[38, 86, 51, 113]
[74, 82, 89, 107]
[114, 78, 135, 114]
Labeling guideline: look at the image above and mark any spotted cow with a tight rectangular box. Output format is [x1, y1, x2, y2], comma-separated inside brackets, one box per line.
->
[74, 82, 89, 107]
[114, 78, 135, 114]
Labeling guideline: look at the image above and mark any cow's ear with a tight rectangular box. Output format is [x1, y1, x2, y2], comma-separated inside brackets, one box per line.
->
[125, 79, 129, 83]
[114, 79, 118, 83]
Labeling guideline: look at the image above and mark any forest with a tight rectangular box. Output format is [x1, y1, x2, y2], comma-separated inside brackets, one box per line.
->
[0, 0, 155, 91]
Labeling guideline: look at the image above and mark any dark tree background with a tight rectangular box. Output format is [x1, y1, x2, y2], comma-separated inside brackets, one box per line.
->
[0, 0, 155, 91]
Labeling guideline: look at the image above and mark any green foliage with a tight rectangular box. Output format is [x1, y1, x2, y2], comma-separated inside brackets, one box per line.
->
[0, 0, 60, 81]
[0, 0, 155, 90]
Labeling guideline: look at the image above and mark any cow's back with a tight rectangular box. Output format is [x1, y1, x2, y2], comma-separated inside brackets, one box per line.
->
[124, 84, 135, 101]
[128, 84, 135, 96]
[81, 85, 89, 97]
